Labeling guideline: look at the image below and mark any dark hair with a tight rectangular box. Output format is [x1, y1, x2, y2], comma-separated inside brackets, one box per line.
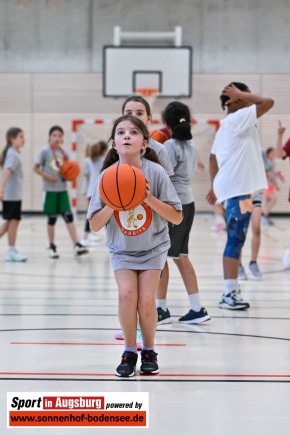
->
[266, 147, 274, 156]
[163, 101, 192, 141]
[90, 141, 108, 160]
[121, 95, 151, 116]
[220, 82, 251, 110]
[0, 127, 23, 167]
[101, 115, 160, 171]
[49, 125, 64, 136]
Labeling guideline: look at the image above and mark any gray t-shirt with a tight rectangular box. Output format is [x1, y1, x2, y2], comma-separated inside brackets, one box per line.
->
[87, 158, 182, 270]
[165, 138, 197, 205]
[149, 138, 174, 176]
[3, 147, 23, 201]
[35, 146, 68, 192]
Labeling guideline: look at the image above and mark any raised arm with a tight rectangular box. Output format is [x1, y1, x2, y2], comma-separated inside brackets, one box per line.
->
[275, 121, 287, 159]
[223, 84, 274, 118]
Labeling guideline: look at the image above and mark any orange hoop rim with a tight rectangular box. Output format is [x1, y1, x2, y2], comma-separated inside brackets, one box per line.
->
[135, 87, 159, 97]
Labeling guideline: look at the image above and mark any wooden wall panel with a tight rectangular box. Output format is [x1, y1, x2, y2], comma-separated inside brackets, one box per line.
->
[0, 73, 289, 214]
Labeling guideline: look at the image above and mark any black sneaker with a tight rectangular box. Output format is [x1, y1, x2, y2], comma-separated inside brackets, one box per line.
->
[48, 244, 59, 259]
[140, 350, 159, 375]
[157, 307, 172, 324]
[178, 307, 211, 324]
[75, 242, 89, 256]
[115, 352, 138, 377]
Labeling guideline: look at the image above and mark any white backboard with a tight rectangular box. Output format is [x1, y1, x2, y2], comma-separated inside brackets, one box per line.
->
[103, 46, 192, 98]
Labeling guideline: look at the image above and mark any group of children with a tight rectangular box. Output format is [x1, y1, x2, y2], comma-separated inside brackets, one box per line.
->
[1, 83, 290, 377]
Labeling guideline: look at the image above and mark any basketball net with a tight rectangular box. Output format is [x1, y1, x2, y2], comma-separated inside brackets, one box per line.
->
[135, 88, 159, 111]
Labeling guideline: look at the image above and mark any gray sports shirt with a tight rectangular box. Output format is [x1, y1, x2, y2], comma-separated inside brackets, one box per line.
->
[165, 138, 197, 205]
[35, 146, 69, 192]
[87, 158, 182, 270]
[3, 147, 23, 201]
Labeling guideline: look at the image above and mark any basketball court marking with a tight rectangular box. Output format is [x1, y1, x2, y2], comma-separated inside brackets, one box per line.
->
[1, 327, 290, 342]
[1, 373, 290, 384]
[10, 342, 186, 347]
[0, 215, 289, 435]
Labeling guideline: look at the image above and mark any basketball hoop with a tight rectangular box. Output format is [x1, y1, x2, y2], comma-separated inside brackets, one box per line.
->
[135, 88, 159, 110]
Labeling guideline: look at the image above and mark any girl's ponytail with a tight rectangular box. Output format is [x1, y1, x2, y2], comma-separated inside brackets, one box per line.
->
[100, 148, 119, 172]
[163, 102, 192, 141]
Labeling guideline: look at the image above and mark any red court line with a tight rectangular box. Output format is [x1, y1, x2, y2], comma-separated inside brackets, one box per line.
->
[1, 371, 290, 378]
[10, 342, 185, 347]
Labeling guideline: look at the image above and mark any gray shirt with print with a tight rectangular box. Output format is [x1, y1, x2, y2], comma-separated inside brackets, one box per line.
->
[87, 158, 182, 269]
[35, 146, 69, 192]
[3, 147, 23, 201]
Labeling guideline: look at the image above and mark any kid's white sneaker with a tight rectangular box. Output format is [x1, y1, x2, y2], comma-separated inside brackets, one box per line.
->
[6, 248, 27, 262]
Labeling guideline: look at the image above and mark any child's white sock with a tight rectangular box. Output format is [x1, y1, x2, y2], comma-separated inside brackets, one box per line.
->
[156, 299, 167, 310]
[188, 293, 202, 312]
[224, 279, 238, 296]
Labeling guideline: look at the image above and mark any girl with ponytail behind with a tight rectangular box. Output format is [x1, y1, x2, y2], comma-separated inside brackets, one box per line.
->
[0, 127, 27, 262]
[156, 101, 210, 324]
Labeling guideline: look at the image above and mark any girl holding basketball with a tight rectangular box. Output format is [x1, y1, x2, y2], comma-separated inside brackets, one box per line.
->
[34, 125, 88, 258]
[0, 127, 27, 262]
[88, 115, 182, 377]
[115, 94, 175, 346]
[156, 102, 211, 324]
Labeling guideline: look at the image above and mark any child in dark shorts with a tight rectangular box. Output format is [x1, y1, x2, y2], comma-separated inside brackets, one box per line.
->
[156, 101, 210, 325]
[0, 127, 27, 262]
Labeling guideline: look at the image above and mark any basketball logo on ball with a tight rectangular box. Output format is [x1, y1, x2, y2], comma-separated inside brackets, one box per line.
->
[99, 163, 147, 211]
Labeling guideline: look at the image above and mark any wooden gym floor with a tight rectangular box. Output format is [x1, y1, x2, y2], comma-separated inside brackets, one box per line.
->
[0, 214, 289, 434]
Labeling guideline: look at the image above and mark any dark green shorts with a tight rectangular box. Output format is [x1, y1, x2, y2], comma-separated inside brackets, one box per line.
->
[44, 191, 71, 215]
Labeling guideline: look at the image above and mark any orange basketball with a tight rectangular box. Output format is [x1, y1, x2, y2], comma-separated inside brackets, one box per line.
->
[99, 163, 146, 211]
[60, 160, 80, 181]
[149, 129, 168, 144]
